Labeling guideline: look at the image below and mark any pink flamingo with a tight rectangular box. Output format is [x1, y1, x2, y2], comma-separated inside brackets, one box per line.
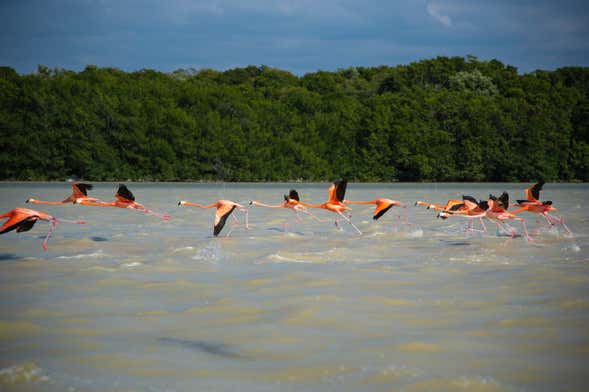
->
[344, 198, 410, 228]
[249, 189, 322, 232]
[511, 182, 572, 235]
[485, 192, 532, 241]
[298, 179, 362, 234]
[436, 195, 488, 233]
[76, 184, 170, 220]
[178, 200, 249, 237]
[26, 182, 102, 205]
[1, 208, 86, 250]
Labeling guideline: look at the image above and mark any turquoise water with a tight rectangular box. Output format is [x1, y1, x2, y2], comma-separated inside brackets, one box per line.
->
[0, 182, 588, 391]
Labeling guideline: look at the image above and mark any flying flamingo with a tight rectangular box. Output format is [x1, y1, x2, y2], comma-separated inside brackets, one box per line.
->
[484, 192, 532, 241]
[344, 198, 410, 227]
[1, 208, 86, 250]
[298, 179, 362, 234]
[77, 184, 171, 220]
[436, 195, 488, 232]
[415, 199, 463, 212]
[510, 182, 572, 235]
[26, 182, 102, 205]
[178, 200, 249, 237]
[249, 189, 322, 232]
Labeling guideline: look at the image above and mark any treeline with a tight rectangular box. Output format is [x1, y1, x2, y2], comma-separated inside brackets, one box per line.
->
[1, 56, 588, 182]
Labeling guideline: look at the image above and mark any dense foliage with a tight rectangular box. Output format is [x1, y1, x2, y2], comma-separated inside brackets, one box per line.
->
[1, 57, 588, 181]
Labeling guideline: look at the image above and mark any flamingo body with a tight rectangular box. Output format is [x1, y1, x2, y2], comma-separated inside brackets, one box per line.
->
[26, 182, 101, 205]
[1, 208, 85, 250]
[179, 199, 248, 237]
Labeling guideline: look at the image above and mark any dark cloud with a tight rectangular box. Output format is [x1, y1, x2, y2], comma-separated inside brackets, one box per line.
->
[0, 0, 587, 74]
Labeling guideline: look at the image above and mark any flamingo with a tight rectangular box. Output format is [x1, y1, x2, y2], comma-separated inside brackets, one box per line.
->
[484, 192, 532, 241]
[0, 208, 86, 250]
[249, 189, 322, 232]
[437, 195, 488, 232]
[77, 184, 170, 220]
[178, 200, 249, 237]
[26, 182, 102, 205]
[344, 198, 410, 227]
[298, 179, 362, 234]
[415, 199, 463, 212]
[510, 182, 572, 235]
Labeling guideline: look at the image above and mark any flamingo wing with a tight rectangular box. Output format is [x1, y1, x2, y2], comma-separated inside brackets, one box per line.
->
[328, 179, 347, 203]
[116, 184, 135, 202]
[72, 182, 93, 197]
[373, 201, 394, 220]
[448, 202, 466, 212]
[526, 182, 544, 202]
[1, 211, 39, 234]
[461, 196, 479, 210]
[498, 192, 509, 210]
[213, 204, 236, 236]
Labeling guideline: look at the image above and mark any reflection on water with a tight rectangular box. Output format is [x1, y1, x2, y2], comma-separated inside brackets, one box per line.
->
[0, 182, 588, 391]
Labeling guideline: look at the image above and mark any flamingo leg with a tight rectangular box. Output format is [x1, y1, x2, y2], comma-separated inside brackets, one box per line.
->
[42, 219, 58, 251]
[337, 212, 362, 235]
[545, 213, 573, 236]
[465, 218, 485, 233]
[480, 218, 487, 233]
[402, 206, 411, 225]
[283, 211, 303, 233]
[517, 217, 533, 241]
[132, 205, 170, 220]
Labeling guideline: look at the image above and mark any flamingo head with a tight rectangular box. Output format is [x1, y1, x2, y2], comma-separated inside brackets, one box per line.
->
[25, 198, 35, 203]
[73, 198, 84, 204]
[178, 200, 187, 206]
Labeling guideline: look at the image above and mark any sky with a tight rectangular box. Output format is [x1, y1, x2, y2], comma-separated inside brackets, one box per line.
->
[1, 0, 588, 75]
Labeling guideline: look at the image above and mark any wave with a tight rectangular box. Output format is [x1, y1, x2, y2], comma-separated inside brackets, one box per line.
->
[0, 362, 49, 385]
[56, 250, 108, 260]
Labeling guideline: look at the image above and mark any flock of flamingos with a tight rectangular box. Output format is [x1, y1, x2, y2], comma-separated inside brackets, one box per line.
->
[0, 180, 572, 250]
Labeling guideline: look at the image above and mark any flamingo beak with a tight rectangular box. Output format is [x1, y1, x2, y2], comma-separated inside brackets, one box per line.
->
[178, 201, 184, 206]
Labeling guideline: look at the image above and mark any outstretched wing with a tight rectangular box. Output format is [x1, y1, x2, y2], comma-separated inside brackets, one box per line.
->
[373, 201, 393, 220]
[116, 184, 135, 201]
[526, 182, 544, 202]
[16, 217, 38, 232]
[72, 183, 93, 197]
[328, 179, 347, 203]
[1, 214, 38, 234]
[213, 204, 236, 236]
[498, 192, 509, 210]
[461, 195, 479, 210]
[448, 203, 465, 212]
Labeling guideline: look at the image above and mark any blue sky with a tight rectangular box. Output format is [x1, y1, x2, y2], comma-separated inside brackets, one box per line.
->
[1, 0, 588, 75]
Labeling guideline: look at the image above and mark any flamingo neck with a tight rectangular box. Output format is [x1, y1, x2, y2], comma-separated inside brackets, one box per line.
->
[251, 201, 283, 208]
[299, 201, 324, 209]
[344, 200, 375, 205]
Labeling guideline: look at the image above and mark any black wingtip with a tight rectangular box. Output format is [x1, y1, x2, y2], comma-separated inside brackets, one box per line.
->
[117, 184, 135, 201]
[289, 189, 300, 201]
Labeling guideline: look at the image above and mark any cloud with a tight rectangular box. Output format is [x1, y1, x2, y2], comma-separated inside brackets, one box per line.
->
[426, 2, 452, 27]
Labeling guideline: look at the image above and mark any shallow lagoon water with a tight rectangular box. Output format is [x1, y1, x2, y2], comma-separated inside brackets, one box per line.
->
[0, 182, 588, 391]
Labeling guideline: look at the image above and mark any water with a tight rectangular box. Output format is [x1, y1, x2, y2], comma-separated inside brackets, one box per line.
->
[0, 182, 588, 391]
